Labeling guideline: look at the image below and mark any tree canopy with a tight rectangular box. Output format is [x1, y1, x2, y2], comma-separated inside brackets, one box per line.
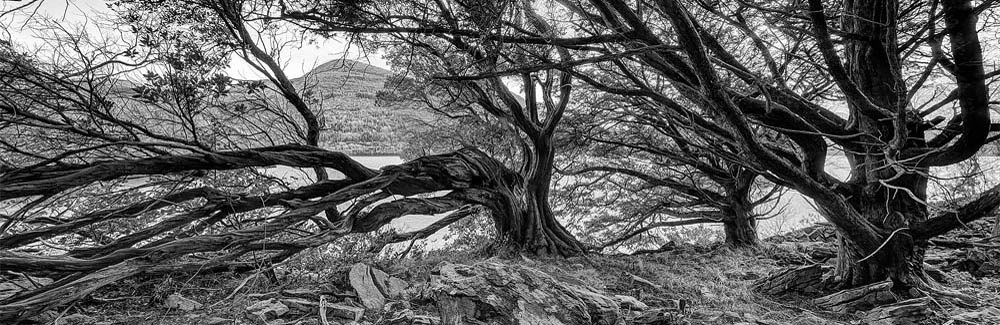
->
[3, 0, 1000, 320]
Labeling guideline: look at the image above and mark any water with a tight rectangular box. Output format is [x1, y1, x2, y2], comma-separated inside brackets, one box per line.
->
[758, 156, 1000, 238]
[270, 154, 1000, 249]
[13, 153, 992, 256]
[263, 156, 443, 234]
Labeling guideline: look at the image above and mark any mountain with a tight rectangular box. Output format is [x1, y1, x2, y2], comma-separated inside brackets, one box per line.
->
[287, 59, 425, 155]
[108, 59, 424, 155]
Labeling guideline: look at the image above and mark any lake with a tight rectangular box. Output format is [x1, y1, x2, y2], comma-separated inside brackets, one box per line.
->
[263, 155, 448, 234]
[758, 156, 1000, 237]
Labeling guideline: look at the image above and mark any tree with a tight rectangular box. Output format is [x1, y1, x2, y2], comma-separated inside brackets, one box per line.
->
[300, 0, 999, 291]
[556, 67, 786, 249]
[342, 0, 588, 255]
[0, 0, 577, 318]
[531, 0, 1000, 293]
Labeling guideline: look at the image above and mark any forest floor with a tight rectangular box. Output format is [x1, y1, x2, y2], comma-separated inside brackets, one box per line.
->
[26, 218, 1000, 325]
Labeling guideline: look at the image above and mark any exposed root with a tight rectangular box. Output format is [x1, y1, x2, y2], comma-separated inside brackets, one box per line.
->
[0, 147, 570, 321]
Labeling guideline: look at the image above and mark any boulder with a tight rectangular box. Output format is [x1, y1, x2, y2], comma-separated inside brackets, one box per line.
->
[324, 303, 364, 321]
[385, 276, 409, 298]
[164, 293, 203, 311]
[349, 263, 410, 310]
[387, 308, 415, 324]
[612, 295, 649, 311]
[246, 298, 289, 321]
[950, 306, 1000, 323]
[429, 262, 624, 325]
[412, 315, 442, 325]
[383, 300, 411, 312]
[630, 308, 684, 324]
[382, 301, 415, 324]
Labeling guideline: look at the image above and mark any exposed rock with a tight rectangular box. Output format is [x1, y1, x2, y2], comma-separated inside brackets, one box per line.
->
[386, 308, 415, 324]
[412, 315, 442, 325]
[862, 297, 934, 325]
[350, 263, 386, 310]
[385, 276, 409, 298]
[813, 281, 895, 313]
[751, 264, 829, 296]
[612, 295, 649, 311]
[325, 303, 365, 321]
[429, 262, 624, 325]
[281, 288, 322, 300]
[923, 263, 948, 283]
[950, 306, 1000, 323]
[382, 301, 415, 324]
[628, 273, 664, 290]
[281, 298, 319, 313]
[164, 293, 203, 311]
[349, 263, 410, 310]
[923, 218, 1000, 278]
[951, 249, 1000, 277]
[384, 300, 411, 312]
[660, 299, 686, 312]
[630, 308, 684, 324]
[54, 313, 97, 325]
[698, 286, 718, 300]
[200, 316, 231, 325]
[246, 298, 289, 321]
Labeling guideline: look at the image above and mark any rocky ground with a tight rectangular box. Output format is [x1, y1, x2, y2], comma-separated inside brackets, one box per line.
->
[6, 218, 1000, 325]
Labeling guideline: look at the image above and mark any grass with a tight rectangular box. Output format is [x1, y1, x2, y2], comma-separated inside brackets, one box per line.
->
[49, 227, 1000, 325]
[537, 247, 848, 325]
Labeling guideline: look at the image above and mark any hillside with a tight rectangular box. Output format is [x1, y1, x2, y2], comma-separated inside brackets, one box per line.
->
[287, 59, 425, 155]
[108, 59, 424, 156]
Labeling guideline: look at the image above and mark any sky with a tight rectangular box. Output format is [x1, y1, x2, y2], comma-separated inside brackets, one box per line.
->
[0, 0, 389, 79]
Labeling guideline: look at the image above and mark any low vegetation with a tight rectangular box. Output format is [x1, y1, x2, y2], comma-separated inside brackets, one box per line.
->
[3, 0, 1000, 324]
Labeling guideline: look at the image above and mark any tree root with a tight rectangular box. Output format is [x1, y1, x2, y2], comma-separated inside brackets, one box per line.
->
[0, 147, 558, 321]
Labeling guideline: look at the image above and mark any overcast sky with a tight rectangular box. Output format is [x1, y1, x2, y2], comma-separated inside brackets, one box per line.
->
[1, 0, 388, 79]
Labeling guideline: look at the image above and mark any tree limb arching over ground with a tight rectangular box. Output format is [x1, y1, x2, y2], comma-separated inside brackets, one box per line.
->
[5, 0, 1000, 320]
[0, 145, 537, 320]
[286, 0, 1000, 292]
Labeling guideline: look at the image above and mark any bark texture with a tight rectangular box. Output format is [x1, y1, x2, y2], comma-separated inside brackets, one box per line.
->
[0, 146, 579, 320]
[828, 0, 932, 290]
[722, 171, 759, 247]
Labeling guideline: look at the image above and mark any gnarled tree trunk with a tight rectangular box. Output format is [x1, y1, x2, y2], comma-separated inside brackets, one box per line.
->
[722, 171, 758, 247]
[723, 209, 758, 248]
[829, 0, 929, 291]
[498, 137, 585, 256]
[0, 146, 580, 320]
